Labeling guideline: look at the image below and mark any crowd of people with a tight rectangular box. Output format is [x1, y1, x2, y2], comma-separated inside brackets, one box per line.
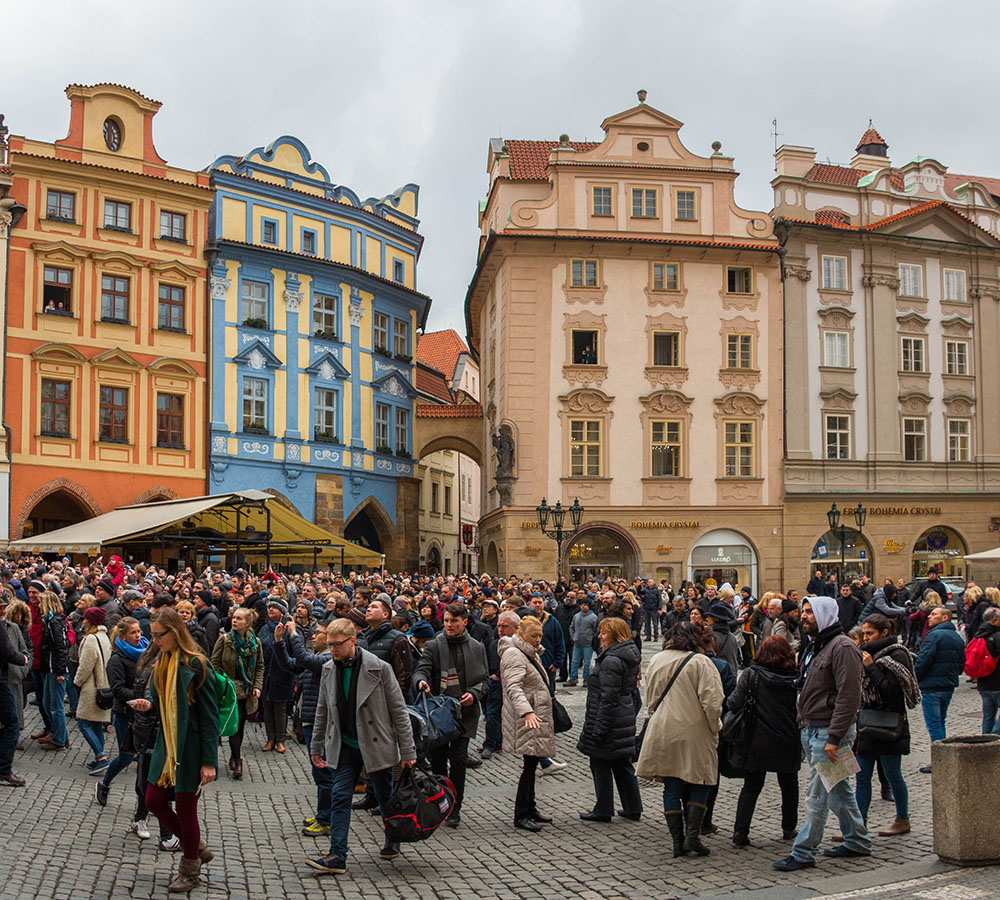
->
[1, 555, 998, 890]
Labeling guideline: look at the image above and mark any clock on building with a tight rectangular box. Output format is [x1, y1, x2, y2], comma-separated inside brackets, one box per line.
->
[103, 117, 122, 151]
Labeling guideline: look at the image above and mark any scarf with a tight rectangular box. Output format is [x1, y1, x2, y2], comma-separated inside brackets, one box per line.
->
[861, 640, 921, 709]
[335, 654, 359, 747]
[154, 649, 181, 788]
[441, 631, 469, 698]
[230, 629, 258, 694]
[115, 635, 149, 661]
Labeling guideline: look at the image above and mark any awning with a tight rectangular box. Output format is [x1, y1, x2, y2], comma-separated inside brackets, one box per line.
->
[964, 547, 1000, 562]
[9, 490, 384, 566]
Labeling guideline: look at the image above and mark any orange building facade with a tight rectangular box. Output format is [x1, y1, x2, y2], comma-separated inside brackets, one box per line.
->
[6, 84, 211, 540]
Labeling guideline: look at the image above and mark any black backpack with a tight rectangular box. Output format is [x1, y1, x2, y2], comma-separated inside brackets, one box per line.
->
[382, 766, 456, 842]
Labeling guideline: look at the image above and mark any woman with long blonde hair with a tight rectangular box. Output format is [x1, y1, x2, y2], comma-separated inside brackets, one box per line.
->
[132, 607, 219, 892]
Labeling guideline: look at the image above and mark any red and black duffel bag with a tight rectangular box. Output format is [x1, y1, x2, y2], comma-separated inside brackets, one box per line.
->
[383, 766, 456, 842]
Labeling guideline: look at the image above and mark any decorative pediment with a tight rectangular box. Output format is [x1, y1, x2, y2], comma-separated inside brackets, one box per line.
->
[817, 305, 855, 328]
[869, 199, 1000, 248]
[30, 240, 88, 261]
[639, 390, 693, 416]
[944, 393, 975, 415]
[558, 388, 614, 416]
[645, 312, 688, 334]
[90, 347, 142, 369]
[372, 370, 417, 399]
[819, 387, 857, 410]
[719, 315, 759, 336]
[713, 391, 765, 418]
[896, 312, 930, 333]
[31, 342, 85, 363]
[563, 310, 606, 331]
[898, 390, 932, 413]
[306, 351, 350, 381]
[89, 249, 145, 270]
[149, 259, 200, 279]
[148, 357, 198, 377]
[941, 316, 973, 337]
[234, 340, 283, 371]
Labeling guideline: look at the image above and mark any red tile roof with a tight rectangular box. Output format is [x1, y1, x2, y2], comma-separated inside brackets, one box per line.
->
[505, 139, 600, 180]
[415, 367, 454, 403]
[782, 199, 998, 240]
[805, 163, 904, 191]
[0, 165, 13, 175]
[65, 82, 161, 106]
[416, 329, 468, 379]
[416, 404, 482, 418]
[815, 209, 851, 225]
[944, 172, 1000, 199]
[499, 229, 778, 251]
[856, 128, 887, 150]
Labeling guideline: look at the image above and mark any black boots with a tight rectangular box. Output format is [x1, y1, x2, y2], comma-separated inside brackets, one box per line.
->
[683, 803, 711, 856]
[665, 811, 686, 857]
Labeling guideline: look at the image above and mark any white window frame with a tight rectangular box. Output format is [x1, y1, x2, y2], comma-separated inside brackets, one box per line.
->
[395, 407, 409, 454]
[948, 418, 971, 462]
[375, 402, 390, 449]
[240, 280, 269, 323]
[901, 337, 926, 373]
[313, 388, 337, 437]
[373, 312, 389, 351]
[823, 331, 850, 368]
[903, 417, 927, 462]
[945, 340, 969, 375]
[899, 264, 923, 298]
[824, 414, 851, 460]
[821, 255, 848, 291]
[242, 377, 268, 431]
[944, 268, 967, 302]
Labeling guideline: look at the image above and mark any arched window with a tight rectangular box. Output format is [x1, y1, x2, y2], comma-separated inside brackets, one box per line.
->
[810, 528, 873, 581]
[912, 526, 967, 580]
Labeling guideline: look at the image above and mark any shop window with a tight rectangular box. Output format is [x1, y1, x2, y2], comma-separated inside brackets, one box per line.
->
[41, 379, 70, 437]
[727, 266, 753, 294]
[570, 419, 602, 477]
[43, 266, 73, 314]
[810, 528, 872, 582]
[572, 330, 599, 365]
[156, 394, 184, 448]
[912, 526, 968, 579]
[652, 331, 679, 366]
[903, 417, 927, 461]
[650, 420, 681, 476]
[98, 386, 128, 443]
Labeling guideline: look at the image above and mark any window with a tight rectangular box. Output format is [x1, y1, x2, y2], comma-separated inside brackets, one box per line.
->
[40, 379, 70, 436]
[43, 266, 72, 313]
[431, 483, 439, 513]
[156, 394, 184, 448]
[444, 484, 452, 515]
[103, 200, 131, 231]
[592, 186, 613, 217]
[631, 188, 657, 218]
[651, 261, 679, 291]
[395, 408, 409, 453]
[312, 294, 338, 338]
[99, 386, 128, 443]
[570, 419, 601, 477]
[823, 331, 850, 368]
[375, 402, 390, 450]
[724, 421, 754, 477]
[157, 284, 185, 331]
[313, 388, 337, 439]
[727, 266, 753, 294]
[242, 378, 268, 432]
[100, 274, 130, 322]
[651, 420, 681, 476]
[821, 255, 848, 290]
[262, 219, 278, 244]
[240, 280, 269, 324]
[901, 337, 926, 372]
[944, 268, 967, 302]
[948, 419, 971, 461]
[946, 340, 969, 375]
[302, 230, 316, 255]
[652, 331, 679, 366]
[899, 264, 923, 297]
[159, 211, 186, 241]
[903, 418, 926, 461]
[726, 333, 753, 368]
[373, 313, 389, 352]
[393, 320, 409, 357]
[46, 190, 75, 221]
[392, 259, 405, 283]
[571, 258, 599, 287]
[675, 190, 696, 220]
[571, 330, 599, 365]
[825, 414, 851, 460]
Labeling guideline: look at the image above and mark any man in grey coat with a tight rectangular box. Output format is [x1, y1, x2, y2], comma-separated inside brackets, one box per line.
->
[306, 618, 415, 875]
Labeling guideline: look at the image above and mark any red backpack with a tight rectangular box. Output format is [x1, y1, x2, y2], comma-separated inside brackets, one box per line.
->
[964, 636, 999, 679]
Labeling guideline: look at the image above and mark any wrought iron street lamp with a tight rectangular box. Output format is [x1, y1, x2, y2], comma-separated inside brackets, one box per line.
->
[535, 497, 584, 581]
[826, 501, 867, 587]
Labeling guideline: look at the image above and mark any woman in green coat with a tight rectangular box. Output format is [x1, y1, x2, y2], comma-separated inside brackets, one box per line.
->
[133, 607, 219, 893]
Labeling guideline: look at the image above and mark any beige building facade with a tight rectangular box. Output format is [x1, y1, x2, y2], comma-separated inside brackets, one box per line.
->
[773, 129, 1000, 586]
[466, 96, 783, 592]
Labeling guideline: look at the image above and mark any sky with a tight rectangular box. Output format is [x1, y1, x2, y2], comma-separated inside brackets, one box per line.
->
[5, 0, 999, 338]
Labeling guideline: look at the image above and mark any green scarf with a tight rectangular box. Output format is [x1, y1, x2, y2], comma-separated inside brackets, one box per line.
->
[230, 629, 258, 694]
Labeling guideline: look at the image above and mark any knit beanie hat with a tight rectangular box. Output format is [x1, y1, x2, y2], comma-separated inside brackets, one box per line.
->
[83, 606, 107, 626]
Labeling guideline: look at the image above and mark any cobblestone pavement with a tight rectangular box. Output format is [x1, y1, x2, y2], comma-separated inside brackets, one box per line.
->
[1, 647, 995, 900]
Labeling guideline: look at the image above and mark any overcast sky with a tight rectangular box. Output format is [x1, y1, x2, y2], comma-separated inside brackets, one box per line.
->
[6, 0, 998, 339]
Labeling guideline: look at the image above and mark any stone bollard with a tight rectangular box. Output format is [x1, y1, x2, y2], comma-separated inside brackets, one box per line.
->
[932, 734, 1000, 866]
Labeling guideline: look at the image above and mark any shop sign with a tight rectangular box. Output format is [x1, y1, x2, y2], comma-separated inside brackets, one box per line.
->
[691, 544, 754, 567]
[630, 520, 700, 529]
[867, 506, 942, 516]
[815, 540, 828, 559]
[656, 545, 673, 554]
[520, 522, 541, 529]
[484, 522, 503, 535]
[523, 544, 542, 554]
[883, 540, 904, 555]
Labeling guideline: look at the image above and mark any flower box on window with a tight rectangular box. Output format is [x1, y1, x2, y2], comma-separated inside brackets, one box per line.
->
[243, 423, 269, 435]
[313, 429, 338, 444]
[376, 443, 393, 455]
[373, 347, 393, 359]
[242, 317, 269, 330]
[394, 448, 412, 459]
[394, 353, 413, 364]
[313, 329, 338, 341]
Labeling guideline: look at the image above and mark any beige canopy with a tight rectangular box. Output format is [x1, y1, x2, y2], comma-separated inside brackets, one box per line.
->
[963, 547, 1000, 562]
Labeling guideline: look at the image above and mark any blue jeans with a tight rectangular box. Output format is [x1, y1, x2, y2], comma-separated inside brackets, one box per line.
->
[31, 669, 51, 733]
[328, 742, 393, 859]
[979, 691, 1000, 736]
[303, 725, 333, 826]
[643, 611, 659, 641]
[791, 726, 870, 862]
[0, 684, 20, 776]
[482, 679, 502, 752]
[921, 690, 953, 744]
[77, 718, 107, 759]
[42, 674, 68, 747]
[663, 776, 709, 812]
[102, 713, 134, 785]
[570, 646, 593, 681]
[855, 752, 908, 820]
[66, 662, 79, 714]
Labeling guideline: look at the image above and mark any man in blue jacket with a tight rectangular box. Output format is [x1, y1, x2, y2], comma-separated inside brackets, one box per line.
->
[913, 606, 966, 772]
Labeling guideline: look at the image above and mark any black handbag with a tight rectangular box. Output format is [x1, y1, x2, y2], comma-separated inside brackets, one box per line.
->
[720, 670, 757, 746]
[94, 638, 115, 711]
[857, 707, 905, 743]
[635, 652, 696, 757]
[551, 697, 572, 734]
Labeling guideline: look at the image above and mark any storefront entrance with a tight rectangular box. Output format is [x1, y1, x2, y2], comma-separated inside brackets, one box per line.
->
[688, 529, 758, 597]
[912, 526, 967, 579]
[810, 528, 873, 583]
[566, 527, 636, 583]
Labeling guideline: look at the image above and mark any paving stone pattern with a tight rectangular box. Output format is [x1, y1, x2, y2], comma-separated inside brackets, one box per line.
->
[1, 648, 993, 900]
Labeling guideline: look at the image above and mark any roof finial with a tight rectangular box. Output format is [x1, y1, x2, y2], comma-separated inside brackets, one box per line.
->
[637, 89, 647, 104]
[559, 133, 569, 146]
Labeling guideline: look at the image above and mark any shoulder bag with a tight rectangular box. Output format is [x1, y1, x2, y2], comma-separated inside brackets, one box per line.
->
[635, 652, 696, 757]
[518, 647, 572, 733]
[857, 707, 905, 743]
[94, 637, 115, 711]
[720, 668, 757, 745]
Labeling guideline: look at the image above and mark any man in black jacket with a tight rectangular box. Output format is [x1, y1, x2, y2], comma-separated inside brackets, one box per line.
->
[193, 592, 220, 651]
[836, 584, 863, 633]
[553, 591, 579, 682]
[0, 618, 29, 786]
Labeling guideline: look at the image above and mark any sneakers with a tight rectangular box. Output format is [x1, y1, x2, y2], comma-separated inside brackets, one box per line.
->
[540, 760, 567, 775]
[305, 854, 346, 874]
[379, 841, 400, 860]
[129, 819, 151, 840]
[88, 758, 110, 776]
[480, 747, 494, 760]
[773, 855, 816, 871]
[158, 835, 181, 852]
[302, 821, 331, 836]
[95, 782, 109, 807]
[823, 846, 871, 858]
[302, 816, 318, 828]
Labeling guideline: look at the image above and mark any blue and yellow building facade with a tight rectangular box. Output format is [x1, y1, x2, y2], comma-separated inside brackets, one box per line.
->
[206, 137, 429, 569]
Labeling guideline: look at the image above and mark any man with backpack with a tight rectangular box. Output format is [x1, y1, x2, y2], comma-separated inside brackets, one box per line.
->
[969, 607, 1000, 735]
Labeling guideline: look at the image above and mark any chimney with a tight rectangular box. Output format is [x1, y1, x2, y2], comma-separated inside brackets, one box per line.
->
[775, 145, 816, 179]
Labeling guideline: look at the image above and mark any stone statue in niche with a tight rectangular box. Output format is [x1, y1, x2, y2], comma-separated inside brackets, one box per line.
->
[492, 427, 515, 477]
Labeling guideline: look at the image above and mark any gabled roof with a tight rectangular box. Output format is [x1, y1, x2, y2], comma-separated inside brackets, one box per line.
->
[504, 140, 600, 180]
[415, 366, 454, 404]
[417, 329, 468, 379]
